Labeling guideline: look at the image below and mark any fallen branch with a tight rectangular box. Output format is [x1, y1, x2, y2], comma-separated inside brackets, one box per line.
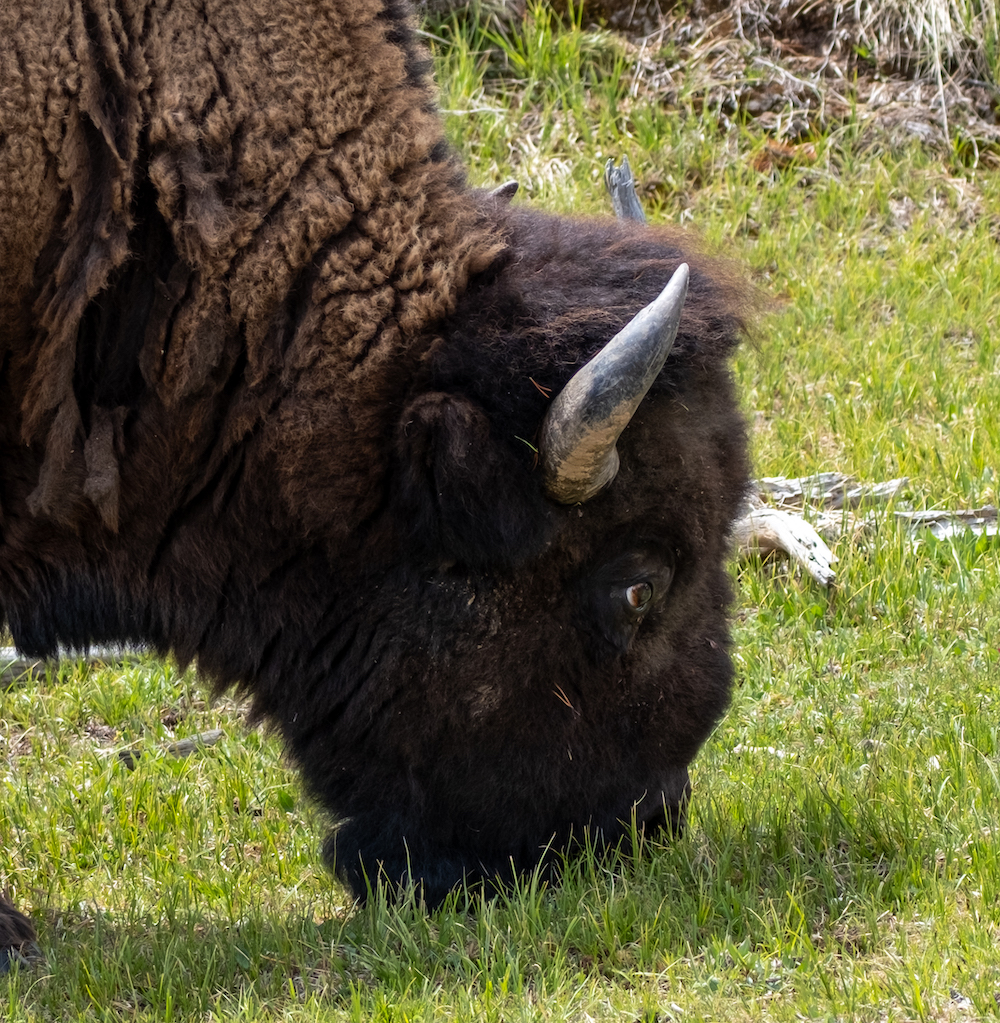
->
[895, 505, 998, 540]
[732, 493, 837, 587]
[758, 472, 909, 510]
[116, 729, 225, 770]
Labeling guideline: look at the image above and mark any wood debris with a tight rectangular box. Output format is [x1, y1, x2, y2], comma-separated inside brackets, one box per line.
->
[735, 473, 997, 587]
[116, 729, 225, 770]
[895, 505, 998, 540]
[758, 472, 908, 509]
[733, 492, 838, 587]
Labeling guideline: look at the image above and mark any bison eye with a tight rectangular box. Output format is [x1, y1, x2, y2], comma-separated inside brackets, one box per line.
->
[583, 547, 674, 655]
[625, 581, 653, 614]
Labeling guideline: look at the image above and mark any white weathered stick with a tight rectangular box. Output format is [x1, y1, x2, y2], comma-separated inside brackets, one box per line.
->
[758, 473, 908, 509]
[895, 506, 998, 540]
[116, 729, 226, 769]
[732, 495, 838, 587]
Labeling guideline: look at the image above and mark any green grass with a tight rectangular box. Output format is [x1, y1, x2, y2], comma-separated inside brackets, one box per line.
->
[4, 4, 1000, 1019]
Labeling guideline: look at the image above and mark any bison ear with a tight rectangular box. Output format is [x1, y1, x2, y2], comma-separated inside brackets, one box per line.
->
[395, 392, 551, 568]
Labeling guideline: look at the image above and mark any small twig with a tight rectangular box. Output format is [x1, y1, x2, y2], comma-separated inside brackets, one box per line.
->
[117, 729, 226, 770]
[551, 684, 579, 715]
[750, 55, 824, 97]
[438, 107, 505, 116]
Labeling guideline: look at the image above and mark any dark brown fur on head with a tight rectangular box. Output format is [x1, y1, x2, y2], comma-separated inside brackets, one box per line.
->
[0, 0, 751, 917]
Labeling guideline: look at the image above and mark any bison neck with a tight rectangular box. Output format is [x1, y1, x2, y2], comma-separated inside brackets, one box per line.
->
[0, 407, 385, 690]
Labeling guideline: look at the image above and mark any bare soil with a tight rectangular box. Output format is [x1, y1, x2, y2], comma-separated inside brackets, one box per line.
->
[619, 1, 1000, 158]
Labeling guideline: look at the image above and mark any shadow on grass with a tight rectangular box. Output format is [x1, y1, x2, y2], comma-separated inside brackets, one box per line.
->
[6, 738, 994, 1018]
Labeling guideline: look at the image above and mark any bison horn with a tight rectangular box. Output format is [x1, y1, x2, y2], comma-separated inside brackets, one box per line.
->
[540, 262, 689, 504]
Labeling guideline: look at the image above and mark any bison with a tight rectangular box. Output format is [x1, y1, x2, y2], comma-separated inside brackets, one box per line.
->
[0, 0, 751, 959]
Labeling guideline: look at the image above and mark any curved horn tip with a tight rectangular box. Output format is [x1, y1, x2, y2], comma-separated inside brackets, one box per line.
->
[539, 264, 690, 505]
[659, 262, 689, 308]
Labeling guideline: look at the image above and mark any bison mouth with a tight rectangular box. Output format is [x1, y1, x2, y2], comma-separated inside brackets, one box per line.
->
[628, 769, 692, 837]
[325, 766, 692, 906]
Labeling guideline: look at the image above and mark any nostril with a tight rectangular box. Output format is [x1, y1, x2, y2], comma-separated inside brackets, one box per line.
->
[638, 801, 669, 833]
[635, 768, 691, 837]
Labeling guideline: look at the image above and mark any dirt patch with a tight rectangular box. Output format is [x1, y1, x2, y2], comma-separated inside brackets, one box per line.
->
[618, 2, 1000, 157]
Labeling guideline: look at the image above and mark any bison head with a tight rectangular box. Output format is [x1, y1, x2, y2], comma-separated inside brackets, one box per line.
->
[266, 209, 750, 903]
[1, 198, 748, 908]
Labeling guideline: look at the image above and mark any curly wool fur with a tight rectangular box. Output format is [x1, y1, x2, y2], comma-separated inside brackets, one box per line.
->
[1, 0, 752, 934]
[1, 0, 504, 532]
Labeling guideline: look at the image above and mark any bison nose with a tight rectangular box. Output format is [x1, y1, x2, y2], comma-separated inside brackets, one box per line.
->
[634, 767, 691, 837]
[637, 799, 684, 837]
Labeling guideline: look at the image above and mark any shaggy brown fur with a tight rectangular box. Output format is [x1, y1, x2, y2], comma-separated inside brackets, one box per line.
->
[1, 0, 752, 941]
[1, 0, 503, 532]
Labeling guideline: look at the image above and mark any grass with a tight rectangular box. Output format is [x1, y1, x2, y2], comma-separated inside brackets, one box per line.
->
[4, 4, 1000, 1019]
[853, 0, 1000, 85]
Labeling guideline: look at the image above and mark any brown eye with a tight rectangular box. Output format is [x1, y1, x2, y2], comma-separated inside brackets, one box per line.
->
[625, 582, 653, 612]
